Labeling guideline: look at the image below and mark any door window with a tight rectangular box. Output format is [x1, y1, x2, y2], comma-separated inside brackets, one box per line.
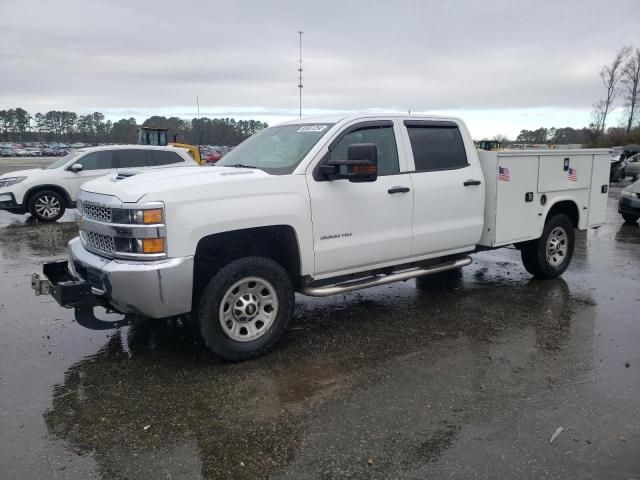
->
[76, 151, 115, 170]
[328, 125, 399, 176]
[117, 149, 150, 168]
[406, 124, 468, 172]
[150, 150, 185, 165]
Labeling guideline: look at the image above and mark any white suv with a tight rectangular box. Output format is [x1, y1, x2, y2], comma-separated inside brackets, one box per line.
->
[0, 145, 197, 222]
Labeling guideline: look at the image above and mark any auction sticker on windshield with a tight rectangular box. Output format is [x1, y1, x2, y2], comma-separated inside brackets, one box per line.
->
[297, 125, 327, 133]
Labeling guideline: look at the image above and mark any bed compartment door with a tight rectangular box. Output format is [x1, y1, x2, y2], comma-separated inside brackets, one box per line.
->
[494, 155, 542, 245]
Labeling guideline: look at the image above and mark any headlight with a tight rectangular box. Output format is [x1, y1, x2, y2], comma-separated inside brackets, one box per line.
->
[109, 206, 164, 225]
[621, 190, 639, 199]
[0, 176, 27, 188]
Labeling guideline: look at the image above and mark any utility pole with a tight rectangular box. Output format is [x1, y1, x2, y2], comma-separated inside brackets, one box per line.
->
[298, 31, 304, 118]
[196, 96, 201, 146]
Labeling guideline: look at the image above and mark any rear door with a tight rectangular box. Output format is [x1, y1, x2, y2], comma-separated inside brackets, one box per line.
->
[307, 120, 414, 277]
[401, 120, 485, 257]
[67, 150, 116, 200]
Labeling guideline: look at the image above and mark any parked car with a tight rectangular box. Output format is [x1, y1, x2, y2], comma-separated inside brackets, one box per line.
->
[611, 144, 640, 182]
[0, 145, 198, 222]
[610, 155, 627, 182]
[205, 152, 222, 163]
[623, 152, 640, 181]
[42, 147, 57, 156]
[25, 147, 42, 157]
[0, 146, 14, 157]
[32, 113, 611, 361]
[619, 178, 640, 223]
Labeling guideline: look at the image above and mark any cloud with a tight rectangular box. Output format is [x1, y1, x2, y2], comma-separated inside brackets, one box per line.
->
[0, 0, 638, 137]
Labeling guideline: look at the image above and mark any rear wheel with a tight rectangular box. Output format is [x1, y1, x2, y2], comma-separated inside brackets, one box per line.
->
[28, 189, 66, 222]
[520, 214, 575, 279]
[622, 214, 639, 224]
[197, 256, 294, 361]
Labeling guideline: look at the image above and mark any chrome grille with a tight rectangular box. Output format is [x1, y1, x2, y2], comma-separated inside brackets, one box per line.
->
[82, 230, 115, 255]
[81, 202, 112, 223]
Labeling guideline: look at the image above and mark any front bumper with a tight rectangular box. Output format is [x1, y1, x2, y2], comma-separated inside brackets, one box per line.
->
[0, 192, 26, 214]
[618, 196, 640, 217]
[34, 237, 194, 318]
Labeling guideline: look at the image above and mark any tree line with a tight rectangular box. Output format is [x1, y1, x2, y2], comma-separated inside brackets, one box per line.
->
[0, 108, 268, 145]
[511, 127, 594, 145]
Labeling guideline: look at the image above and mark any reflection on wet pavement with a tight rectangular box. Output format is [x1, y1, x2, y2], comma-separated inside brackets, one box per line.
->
[1, 184, 639, 479]
[0, 217, 77, 260]
[42, 275, 593, 479]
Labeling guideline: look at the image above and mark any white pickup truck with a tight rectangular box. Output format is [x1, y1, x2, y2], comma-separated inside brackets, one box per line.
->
[32, 114, 610, 361]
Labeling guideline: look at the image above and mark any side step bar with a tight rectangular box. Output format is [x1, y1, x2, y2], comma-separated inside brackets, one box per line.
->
[302, 256, 472, 297]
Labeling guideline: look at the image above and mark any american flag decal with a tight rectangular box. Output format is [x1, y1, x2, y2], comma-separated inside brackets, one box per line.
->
[498, 166, 510, 181]
[568, 167, 577, 182]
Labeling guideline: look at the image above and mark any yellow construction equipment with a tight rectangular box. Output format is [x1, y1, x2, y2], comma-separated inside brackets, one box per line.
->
[137, 127, 203, 164]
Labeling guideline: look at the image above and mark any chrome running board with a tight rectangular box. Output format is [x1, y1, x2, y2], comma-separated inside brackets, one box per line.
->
[301, 256, 472, 297]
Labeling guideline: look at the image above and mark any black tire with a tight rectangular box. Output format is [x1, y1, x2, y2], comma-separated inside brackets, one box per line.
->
[520, 214, 575, 279]
[28, 189, 66, 222]
[622, 214, 639, 224]
[197, 256, 294, 362]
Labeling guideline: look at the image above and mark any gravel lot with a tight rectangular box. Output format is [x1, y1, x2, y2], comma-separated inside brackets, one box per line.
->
[0, 159, 638, 479]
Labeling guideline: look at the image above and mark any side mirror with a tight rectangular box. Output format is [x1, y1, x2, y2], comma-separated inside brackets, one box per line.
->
[318, 143, 378, 182]
[68, 163, 83, 172]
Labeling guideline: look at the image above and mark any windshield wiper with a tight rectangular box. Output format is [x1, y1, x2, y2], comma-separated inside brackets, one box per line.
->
[228, 163, 257, 169]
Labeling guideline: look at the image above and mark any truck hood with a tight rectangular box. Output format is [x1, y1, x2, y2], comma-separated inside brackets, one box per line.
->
[80, 166, 271, 203]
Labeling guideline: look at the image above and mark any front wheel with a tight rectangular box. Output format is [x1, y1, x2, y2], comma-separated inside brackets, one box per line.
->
[28, 189, 66, 222]
[197, 256, 294, 361]
[520, 214, 575, 279]
[622, 214, 639, 224]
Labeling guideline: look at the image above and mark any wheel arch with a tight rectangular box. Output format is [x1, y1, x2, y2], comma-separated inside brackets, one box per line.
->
[24, 184, 74, 208]
[193, 225, 302, 307]
[545, 199, 579, 228]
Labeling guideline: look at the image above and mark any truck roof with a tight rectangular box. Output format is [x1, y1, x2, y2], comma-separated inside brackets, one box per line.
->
[277, 112, 463, 126]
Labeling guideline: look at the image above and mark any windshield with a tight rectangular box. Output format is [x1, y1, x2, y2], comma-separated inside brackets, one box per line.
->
[217, 123, 334, 174]
[45, 151, 82, 169]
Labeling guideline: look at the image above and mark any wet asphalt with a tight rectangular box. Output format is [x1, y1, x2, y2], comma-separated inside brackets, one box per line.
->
[0, 159, 638, 479]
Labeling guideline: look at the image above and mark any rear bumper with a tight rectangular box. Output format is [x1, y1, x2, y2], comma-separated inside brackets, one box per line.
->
[0, 192, 26, 214]
[34, 237, 194, 318]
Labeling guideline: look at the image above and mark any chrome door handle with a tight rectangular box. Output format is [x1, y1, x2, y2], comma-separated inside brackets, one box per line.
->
[388, 186, 410, 194]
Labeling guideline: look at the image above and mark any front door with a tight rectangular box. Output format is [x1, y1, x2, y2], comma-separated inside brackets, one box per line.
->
[307, 120, 413, 277]
[67, 150, 116, 200]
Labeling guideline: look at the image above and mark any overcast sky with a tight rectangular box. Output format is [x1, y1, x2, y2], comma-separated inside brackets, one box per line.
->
[1, 0, 638, 138]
